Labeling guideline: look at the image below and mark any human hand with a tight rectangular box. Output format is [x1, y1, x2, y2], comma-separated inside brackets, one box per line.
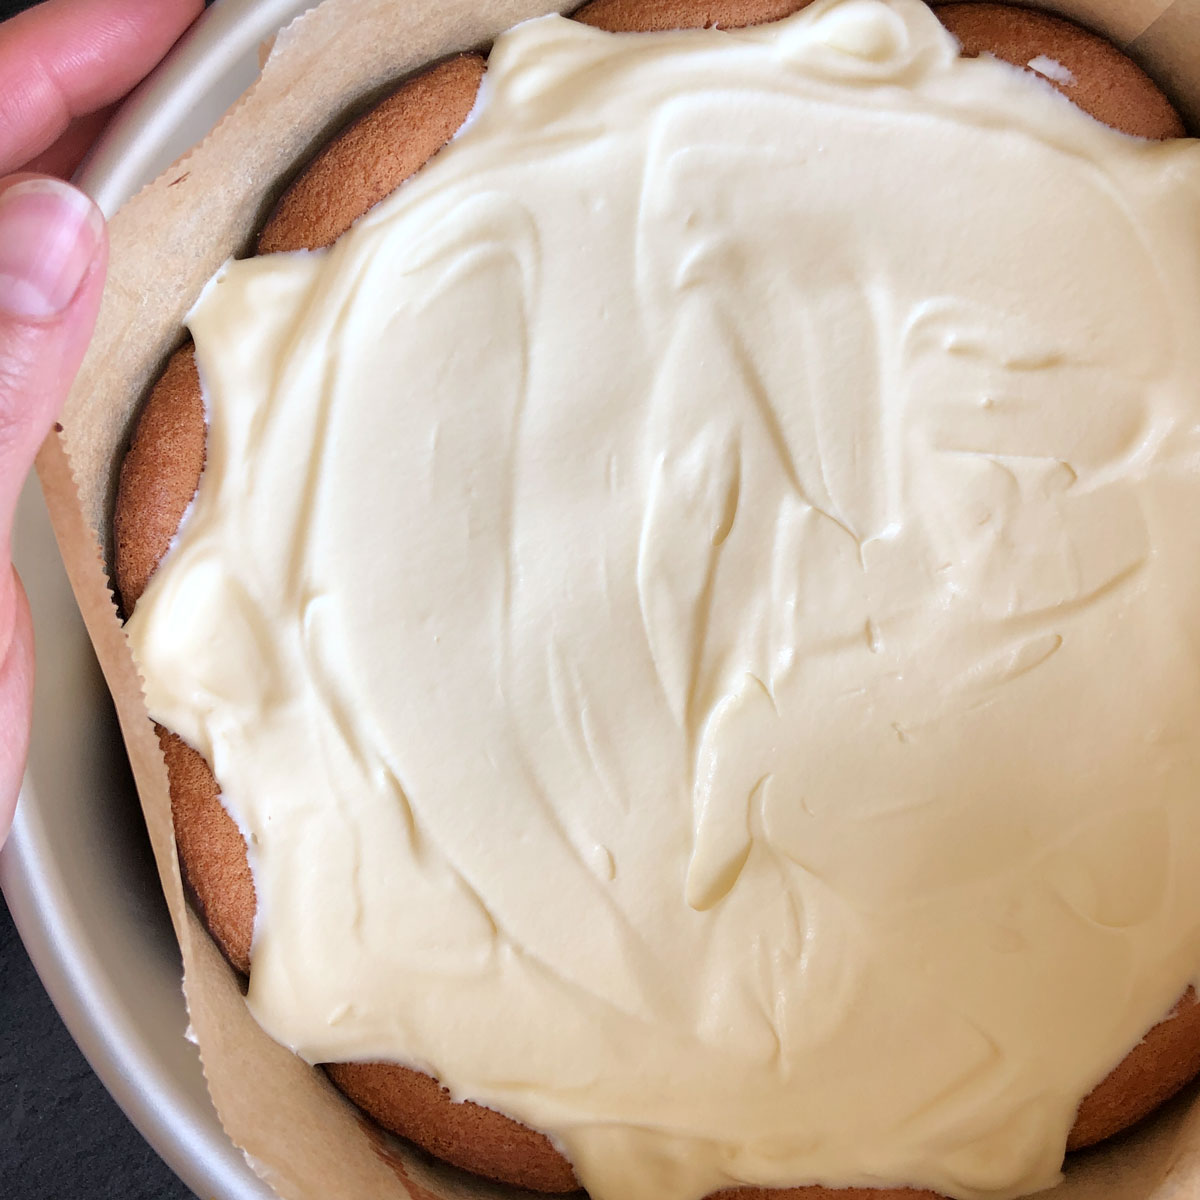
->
[0, 0, 202, 844]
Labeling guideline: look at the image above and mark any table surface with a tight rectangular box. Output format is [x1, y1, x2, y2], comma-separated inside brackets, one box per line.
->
[1, 892, 192, 1199]
[0, 2, 200, 1197]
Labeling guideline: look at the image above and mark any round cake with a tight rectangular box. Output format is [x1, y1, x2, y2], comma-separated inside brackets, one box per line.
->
[114, 2, 1200, 1198]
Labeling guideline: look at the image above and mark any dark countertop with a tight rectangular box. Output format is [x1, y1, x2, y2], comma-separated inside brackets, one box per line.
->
[1, 892, 192, 1200]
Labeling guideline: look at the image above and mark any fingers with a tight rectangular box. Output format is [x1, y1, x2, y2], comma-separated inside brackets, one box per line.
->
[0, 174, 107, 546]
[0, 569, 33, 842]
[23, 104, 117, 180]
[0, 0, 203, 175]
[0, 173, 106, 841]
[0, 3, 182, 842]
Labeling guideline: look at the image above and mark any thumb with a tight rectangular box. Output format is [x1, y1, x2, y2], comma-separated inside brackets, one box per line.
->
[0, 174, 106, 841]
[0, 174, 107, 545]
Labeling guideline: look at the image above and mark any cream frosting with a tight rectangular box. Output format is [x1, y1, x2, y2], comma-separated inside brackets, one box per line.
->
[126, 2, 1200, 1197]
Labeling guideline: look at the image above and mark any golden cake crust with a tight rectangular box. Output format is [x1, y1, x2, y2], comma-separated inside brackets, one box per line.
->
[114, 3, 1197, 1197]
[934, 3, 1186, 141]
[256, 54, 487, 256]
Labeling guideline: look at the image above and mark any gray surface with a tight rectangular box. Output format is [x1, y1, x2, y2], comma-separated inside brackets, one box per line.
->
[0, 0, 310, 1197]
[1, 891, 191, 1200]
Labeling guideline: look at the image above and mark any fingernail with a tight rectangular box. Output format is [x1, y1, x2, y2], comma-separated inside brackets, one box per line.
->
[0, 179, 104, 319]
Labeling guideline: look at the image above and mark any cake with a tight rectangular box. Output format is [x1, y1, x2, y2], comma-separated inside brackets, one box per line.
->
[114, 3, 1200, 1198]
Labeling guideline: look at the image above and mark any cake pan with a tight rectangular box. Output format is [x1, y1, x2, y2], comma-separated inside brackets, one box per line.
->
[4, 3, 1199, 1198]
[0, 0, 313, 1194]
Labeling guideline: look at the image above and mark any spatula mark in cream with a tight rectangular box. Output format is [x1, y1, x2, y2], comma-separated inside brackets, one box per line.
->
[635, 300, 746, 730]
[686, 683, 778, 912]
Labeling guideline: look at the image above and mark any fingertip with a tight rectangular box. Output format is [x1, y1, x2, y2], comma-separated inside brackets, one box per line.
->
[0, 175, 105, 320]
[0, 568, 34, 847]
[0, 175, 107, 522]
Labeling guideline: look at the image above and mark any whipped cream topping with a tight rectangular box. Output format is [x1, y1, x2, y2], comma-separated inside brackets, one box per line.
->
[126, 2, 1200, 1197]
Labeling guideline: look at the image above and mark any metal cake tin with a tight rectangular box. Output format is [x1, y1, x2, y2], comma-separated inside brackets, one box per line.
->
[6, 4, 1197, 1199]
[0, 0, 318, 1194]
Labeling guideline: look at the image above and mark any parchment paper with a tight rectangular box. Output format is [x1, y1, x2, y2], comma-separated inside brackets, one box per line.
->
[33, 1, 1200, 1197]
